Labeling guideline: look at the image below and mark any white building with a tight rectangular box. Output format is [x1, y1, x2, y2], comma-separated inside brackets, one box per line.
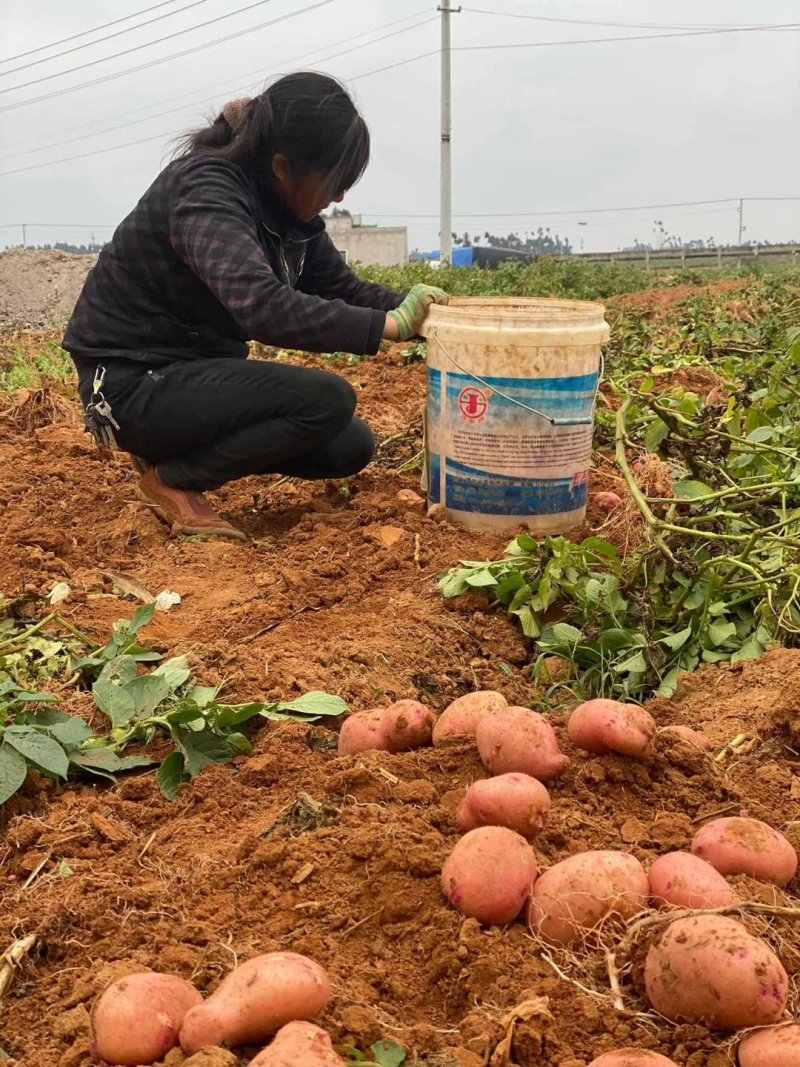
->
[324, 213, 408, 267]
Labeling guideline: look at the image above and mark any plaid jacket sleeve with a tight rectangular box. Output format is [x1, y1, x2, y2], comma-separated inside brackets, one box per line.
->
[299, 230, 406, 312]
[169, 159, 387, 354]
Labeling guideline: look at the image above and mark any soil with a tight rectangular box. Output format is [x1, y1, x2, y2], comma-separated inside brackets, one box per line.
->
[0, 250, 98, 331]
[0, 260, 798, 1067]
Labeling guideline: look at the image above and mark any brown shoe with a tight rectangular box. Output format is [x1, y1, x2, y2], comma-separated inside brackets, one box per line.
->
[135, 468, 246, 541]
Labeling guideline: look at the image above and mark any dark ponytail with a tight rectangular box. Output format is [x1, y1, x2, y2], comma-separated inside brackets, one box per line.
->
[176, 71, 370, 198]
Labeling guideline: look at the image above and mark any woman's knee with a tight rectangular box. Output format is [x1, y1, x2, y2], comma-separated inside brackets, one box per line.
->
[330, 417, 375, 476]
[320, 373, 357, 435]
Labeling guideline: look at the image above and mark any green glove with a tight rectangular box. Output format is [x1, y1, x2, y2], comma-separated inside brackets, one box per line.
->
[388, 283, 449, 341]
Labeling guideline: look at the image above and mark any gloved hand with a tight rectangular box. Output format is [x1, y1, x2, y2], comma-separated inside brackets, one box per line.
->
[387, 284, 449, 341]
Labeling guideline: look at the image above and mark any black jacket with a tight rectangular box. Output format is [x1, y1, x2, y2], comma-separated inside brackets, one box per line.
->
[63, 154, 404, 365]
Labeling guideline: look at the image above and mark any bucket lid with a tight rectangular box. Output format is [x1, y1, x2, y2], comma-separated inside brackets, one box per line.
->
[423, 296, 607, 329]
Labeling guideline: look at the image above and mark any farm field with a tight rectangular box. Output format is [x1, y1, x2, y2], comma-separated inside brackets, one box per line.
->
[2, 251, 800, 1067]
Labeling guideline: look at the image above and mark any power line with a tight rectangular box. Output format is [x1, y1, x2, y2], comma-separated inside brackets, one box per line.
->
[448, 21, 800, 56]
[5, 199, 798, 227]
[359, 198, 800, 219]
[460, 7, 786, 32]
[1, 0, 215, 78]
[1, 8, 432, 158]
[0, 14, 437, 168]
[0, 0, 188, 65]
[0, 0, 334, 113]
[1, 0, 283, 94]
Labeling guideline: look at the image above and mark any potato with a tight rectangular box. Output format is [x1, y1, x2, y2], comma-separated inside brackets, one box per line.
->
[648, 851, 734, 910]
[249, 1022, 346, 1067]
[91, 971, 202, 1066]
[593, 491, 623, 511]
[528, 850, 648, 946]
[432, 690, 508, 745]
[691, 816, 798, 887]
[644, 915, 788, 1030]
[657, 725, 711, 751]
[337, 708, 388, 755]
[180, 952, 331, 1053]
[382, 699, 434, 752]
[567, 699, 656, 758]
[589, 1052, 678, 1067]
[456, 773, 550, 839]
[441, 825, 538, 926]
[738, 1022, 800, 1066]
[476, 707, 570, 781]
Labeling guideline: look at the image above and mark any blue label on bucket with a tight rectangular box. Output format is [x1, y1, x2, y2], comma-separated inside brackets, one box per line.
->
[444, 459, 588, 515]
[425, 364, 596, 518]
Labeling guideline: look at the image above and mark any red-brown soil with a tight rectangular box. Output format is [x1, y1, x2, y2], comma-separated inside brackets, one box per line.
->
[0, 318, 798, 1067]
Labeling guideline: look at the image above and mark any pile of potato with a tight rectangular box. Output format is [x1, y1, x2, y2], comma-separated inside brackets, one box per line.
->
[92, 691, 799, 1065]
[90, 951, 343, 1066]
[338, 690, 800, 1063]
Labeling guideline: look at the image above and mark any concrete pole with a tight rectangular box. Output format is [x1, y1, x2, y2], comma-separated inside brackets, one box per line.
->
[440, 5, 453, 265]
[737, 198, 744, 245]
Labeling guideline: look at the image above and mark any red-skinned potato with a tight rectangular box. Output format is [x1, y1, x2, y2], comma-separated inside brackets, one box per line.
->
[657, 725, 712, 751]
[644, 915, 788, 1030]
[567, 699, 656, 759]
[589, 1052, 678, 1067]
[691, 816, 798, 887]
[738, 1022, 800, 1066]
[249, 1022, 346, 1067]
[476, 707, 570, 781]
[179, 952, 331, 1053]
[432, 691, 508, 745]
[649, 851, 735, 910]
[441, 825, 538, 926]
[91, 971, 202, 1066]
[337, 709, 387, 756]
[528, 850, 648, 946]
[593, 491, 623, 511]
[456, 773, 551, 839]
[382, 699, 434, 752]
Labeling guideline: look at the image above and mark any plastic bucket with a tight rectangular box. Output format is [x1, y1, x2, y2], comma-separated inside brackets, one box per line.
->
[420, 297, 610, 533]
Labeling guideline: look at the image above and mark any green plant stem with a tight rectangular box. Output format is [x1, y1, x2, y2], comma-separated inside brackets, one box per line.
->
[0, 612, 98, 655]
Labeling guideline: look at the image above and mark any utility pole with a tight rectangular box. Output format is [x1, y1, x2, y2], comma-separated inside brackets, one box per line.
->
[21, 223, 26, 249]
[737, 198, 744, 245]
[439, 5, 460, 265]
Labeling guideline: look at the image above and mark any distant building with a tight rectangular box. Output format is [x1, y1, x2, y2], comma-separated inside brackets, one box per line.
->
[324, 213, 407, 266]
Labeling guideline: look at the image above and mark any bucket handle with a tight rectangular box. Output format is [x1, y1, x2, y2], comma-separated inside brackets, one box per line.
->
[428, 327, 603, 427]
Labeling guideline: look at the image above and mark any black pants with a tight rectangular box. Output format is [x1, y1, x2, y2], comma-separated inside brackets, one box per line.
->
[75, 357, 375, 493]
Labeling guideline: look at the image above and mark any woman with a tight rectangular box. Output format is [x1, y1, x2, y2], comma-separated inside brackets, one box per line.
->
[64, 71, 447, 541]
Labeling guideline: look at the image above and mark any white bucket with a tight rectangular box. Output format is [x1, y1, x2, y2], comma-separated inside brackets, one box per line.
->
[420, 297, 610, 533]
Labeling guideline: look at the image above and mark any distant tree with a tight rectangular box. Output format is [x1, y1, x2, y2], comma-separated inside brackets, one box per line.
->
[479, 227, 572, 255]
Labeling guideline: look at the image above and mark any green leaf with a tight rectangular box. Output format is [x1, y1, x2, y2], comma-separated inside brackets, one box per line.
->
[129, 602, 157, 635]
[0, 743, 28, 804]
[644, 417, 669, 452]
[213, 701, 268, 729]
[70, 748, 154, 778]
[513, 604, 540, 638]
[188, 685, 218, 708]
[544, 622, 583, 647]
[660, 625, 693, 651]
[125, 674, 171, 719]
[707, 620, 737, 647]
[508, 533, 539, 554]
[9, 689, 59, 705]
[673, 479, 714, 500]
[508, 583, 533, 612]
[370, 1040, 407, 1067]
[731, 633, 766, 663]
[4, 727, 69, 778]
[597, 627, 642, 653]
[655, 666, 682, 698]
[153, 655, 191, 692]
[173, 726, 236, 778]
[747, 425, 775, 443]
[437, 569, 471, 598]
[615, 650, 647, 674]
[275, 691, 348, 718]
[156, 751, 186, 801]
[45, 716, 94, 746]
[465, 568, 498, 588]
[93, 678, 137, 728]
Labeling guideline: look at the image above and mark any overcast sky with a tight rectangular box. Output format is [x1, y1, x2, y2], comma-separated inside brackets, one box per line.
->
[1, 0, 799, 254]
